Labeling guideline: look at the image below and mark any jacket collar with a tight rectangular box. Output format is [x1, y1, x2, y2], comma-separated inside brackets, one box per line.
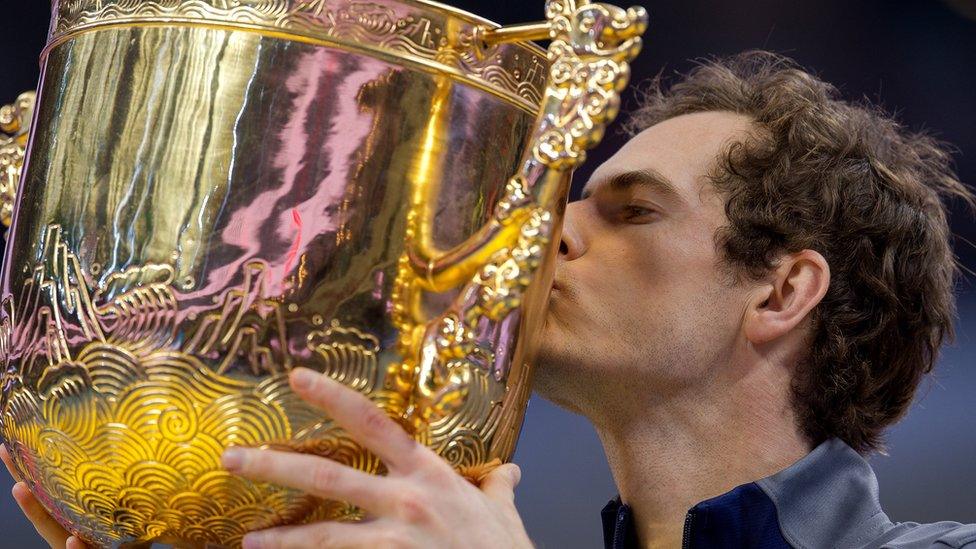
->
[754, 438, 894, 548]
[601, 438, 893, 548]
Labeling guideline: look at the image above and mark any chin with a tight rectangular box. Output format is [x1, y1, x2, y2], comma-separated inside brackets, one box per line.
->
[532, 373, 587, 416]
[531, 343, 593, 417]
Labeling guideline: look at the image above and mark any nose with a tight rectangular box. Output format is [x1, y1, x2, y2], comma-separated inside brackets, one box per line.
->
[558, 202, 586, 261]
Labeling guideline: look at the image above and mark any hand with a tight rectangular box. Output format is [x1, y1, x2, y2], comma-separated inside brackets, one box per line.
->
[1, 444, 88, 549]
[221, 367, 534, 549]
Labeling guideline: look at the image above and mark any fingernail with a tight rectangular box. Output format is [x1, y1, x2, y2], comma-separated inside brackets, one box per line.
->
[242, 532, 264, 549]
[290, 368, 317, 389]
[509, 465, 522, 485]
[221, 447, 245, 471]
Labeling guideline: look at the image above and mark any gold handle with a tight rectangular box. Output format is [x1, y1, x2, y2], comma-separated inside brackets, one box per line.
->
[393, 1, 648, 427]
[478, 21, 552, 45]
[0, 91, 36, 231]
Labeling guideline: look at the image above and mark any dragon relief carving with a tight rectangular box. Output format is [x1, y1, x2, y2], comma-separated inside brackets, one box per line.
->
[534, 0, 648, 169]
[0, 91, 35, 231]
[0, 225, 391, 387]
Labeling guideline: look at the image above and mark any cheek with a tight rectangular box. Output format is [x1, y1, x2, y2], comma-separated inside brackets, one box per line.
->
[601, 233, 725, 330]
[603, 233, 698, 298]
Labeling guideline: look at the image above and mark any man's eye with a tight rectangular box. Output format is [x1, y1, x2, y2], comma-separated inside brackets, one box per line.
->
[621, 205, 656, 222]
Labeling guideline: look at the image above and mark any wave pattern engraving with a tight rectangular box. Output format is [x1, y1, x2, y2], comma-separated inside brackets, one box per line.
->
[0, 225, 390, 547]
[51, 0, 547, 109]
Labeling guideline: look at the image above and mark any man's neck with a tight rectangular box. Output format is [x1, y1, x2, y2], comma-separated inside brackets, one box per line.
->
[590, 358, 812, 549]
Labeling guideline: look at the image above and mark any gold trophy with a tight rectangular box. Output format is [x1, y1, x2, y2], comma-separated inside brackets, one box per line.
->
[0, 1, 646, 546]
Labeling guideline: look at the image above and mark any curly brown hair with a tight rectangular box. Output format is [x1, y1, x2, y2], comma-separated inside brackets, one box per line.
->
[625, 51, 973, 454]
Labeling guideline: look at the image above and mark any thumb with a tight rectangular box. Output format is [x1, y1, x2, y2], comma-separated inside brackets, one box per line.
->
[67, 536, 89, 549]
[11, 482, 72, 549]
[480, 463, 521, 504]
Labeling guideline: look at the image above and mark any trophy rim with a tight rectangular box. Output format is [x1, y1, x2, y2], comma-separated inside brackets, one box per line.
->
[404, 0, 547, 54]
[45, 0, 549, 114]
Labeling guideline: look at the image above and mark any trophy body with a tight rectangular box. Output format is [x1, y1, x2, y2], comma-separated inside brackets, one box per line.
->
[0, 1, 646, 547]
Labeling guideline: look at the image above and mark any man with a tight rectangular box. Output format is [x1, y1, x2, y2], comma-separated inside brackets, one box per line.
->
[4, 51, 974, 548]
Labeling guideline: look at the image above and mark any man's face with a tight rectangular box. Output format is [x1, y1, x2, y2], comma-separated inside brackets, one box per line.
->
[535, 111, 758, 418]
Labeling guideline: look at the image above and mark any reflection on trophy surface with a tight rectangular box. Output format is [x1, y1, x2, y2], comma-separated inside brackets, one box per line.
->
[0, 0, 646, 546]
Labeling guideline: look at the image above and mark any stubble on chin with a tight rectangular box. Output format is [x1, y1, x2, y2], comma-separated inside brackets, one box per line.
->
[531, 327, 596, 417]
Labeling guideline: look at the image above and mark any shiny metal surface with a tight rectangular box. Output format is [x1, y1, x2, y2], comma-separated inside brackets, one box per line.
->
[48, 0, 550, 114]
[0, 0, 646, 547]
[0, 92, 33, 230]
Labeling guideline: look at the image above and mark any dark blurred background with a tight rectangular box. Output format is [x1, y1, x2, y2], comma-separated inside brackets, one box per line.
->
[1, 0, 974, 547]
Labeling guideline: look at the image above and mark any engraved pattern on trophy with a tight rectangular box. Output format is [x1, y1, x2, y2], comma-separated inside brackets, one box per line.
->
[0, 224, 377, 546]
[51, 0, 549, 111]
[0, 92, 35, 232]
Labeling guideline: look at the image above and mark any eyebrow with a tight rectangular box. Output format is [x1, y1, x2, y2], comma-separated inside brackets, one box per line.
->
[581, 168, 684, 204]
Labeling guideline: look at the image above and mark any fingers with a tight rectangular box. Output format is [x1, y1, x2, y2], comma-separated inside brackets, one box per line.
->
[288, 368, 423, 472]
[11, 482, 72, 549]
[66, 536, 88, 549]
[1, 444, 23, 482]
[479, 463, 521, 504]
[242, 521, 384, 549]
[222, 447, 393, 515]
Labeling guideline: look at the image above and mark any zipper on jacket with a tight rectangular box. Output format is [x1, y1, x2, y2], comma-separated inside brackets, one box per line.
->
[612, 506, 628, 548]
[681, 509, 696, 549]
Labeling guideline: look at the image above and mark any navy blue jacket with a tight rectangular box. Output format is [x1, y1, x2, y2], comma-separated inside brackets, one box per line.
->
[601, 439, 976, 548]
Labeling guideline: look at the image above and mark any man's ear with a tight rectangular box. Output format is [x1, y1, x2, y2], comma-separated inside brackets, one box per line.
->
[743, 249, 830, 345]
